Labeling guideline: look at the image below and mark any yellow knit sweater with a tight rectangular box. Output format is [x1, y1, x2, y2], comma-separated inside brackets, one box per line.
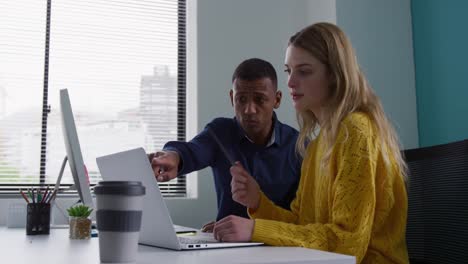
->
[249, 112, 409, 264]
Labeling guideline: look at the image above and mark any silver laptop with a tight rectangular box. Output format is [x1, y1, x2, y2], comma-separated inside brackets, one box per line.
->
[96, 147, 263, 250]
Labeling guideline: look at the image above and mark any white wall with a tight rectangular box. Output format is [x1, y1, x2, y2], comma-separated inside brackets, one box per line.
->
[165, 0, 336, 228]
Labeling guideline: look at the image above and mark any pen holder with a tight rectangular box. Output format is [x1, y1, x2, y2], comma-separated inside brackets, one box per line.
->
[26, 203, 51, 235]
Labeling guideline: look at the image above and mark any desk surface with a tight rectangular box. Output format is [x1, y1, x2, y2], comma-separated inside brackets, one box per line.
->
[1, 227, 355, 264]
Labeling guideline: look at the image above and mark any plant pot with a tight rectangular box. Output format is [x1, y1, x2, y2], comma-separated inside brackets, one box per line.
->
[69, 216, 92, 239]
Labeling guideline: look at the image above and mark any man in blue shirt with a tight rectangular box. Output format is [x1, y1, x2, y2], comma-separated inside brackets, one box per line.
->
[151, 58, 301, 231]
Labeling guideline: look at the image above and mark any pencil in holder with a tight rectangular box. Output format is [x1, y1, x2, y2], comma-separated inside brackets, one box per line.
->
[26, 203, 51, 235]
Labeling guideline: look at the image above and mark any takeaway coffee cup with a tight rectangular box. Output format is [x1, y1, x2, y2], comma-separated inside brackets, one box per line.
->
[94, 181, 146, 263]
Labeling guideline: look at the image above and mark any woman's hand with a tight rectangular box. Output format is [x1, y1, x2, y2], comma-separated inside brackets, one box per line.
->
[213, 215, 254, 242]
[230, 162, 260, 210]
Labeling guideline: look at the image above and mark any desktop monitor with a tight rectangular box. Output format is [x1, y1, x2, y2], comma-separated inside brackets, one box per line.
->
[59, 89, 94, 209]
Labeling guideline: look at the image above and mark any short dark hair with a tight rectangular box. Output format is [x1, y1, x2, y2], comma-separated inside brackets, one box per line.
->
[232, 58, 278, 89]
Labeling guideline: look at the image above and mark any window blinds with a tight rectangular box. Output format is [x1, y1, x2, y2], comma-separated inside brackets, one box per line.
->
[0, 0, 187, 197]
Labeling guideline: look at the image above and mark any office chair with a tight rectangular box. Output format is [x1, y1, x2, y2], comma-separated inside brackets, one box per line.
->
[404, 139, 468, 264]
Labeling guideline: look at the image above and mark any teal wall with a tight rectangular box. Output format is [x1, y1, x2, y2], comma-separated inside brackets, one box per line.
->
[336, 0, 419, 149]
[411, 0, 468, 147]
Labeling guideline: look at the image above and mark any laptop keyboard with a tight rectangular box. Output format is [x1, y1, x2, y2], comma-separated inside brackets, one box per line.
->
[178, 236, 218, 244]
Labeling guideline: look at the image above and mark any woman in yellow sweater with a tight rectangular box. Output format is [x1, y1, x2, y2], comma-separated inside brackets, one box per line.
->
[212, 22, 409, 264]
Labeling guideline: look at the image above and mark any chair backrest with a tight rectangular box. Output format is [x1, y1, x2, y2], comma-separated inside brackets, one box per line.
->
[404, 139, 468, 264]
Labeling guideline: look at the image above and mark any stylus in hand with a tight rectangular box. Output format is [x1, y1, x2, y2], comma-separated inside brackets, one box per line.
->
[207, 127, 235, 166]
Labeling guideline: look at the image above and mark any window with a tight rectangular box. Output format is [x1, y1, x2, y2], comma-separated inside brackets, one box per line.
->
[0, 0, 187, 197]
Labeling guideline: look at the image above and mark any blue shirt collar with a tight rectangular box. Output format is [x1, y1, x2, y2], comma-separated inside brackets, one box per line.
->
[235, 112, 281, 147]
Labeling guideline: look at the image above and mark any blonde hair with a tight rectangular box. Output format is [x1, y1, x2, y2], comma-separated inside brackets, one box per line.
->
[290, 22, 407, 179]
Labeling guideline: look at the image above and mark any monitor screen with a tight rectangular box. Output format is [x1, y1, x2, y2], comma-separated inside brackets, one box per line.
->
[60, 89, 94, 209]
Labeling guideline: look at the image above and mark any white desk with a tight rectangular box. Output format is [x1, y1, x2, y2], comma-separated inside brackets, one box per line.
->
[0, 227, 355, 264]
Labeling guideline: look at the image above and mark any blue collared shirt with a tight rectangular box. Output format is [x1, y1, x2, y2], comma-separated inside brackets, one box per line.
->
[164, 113, 301, 220]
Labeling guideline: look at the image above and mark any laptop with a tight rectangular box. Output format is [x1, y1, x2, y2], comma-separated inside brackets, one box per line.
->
[96, 147, 263, 250]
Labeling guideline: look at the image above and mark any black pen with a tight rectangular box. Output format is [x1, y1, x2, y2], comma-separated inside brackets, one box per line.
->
[40, 186, 50, 203]
[46, 188, 58, 204]
[207, 127, 235, 166]
[31, 188, 36, 204]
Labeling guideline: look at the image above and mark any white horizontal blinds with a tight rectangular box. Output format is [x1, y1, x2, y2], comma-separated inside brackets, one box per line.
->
[0, 0, 46, 191]
[45, 0, 186, 196]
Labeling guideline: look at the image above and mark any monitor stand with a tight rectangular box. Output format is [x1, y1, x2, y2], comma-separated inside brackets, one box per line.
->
[50, 156, 80, 229]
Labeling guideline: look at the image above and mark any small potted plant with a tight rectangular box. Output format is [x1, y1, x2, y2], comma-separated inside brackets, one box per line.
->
[67, 204, 93, 239]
